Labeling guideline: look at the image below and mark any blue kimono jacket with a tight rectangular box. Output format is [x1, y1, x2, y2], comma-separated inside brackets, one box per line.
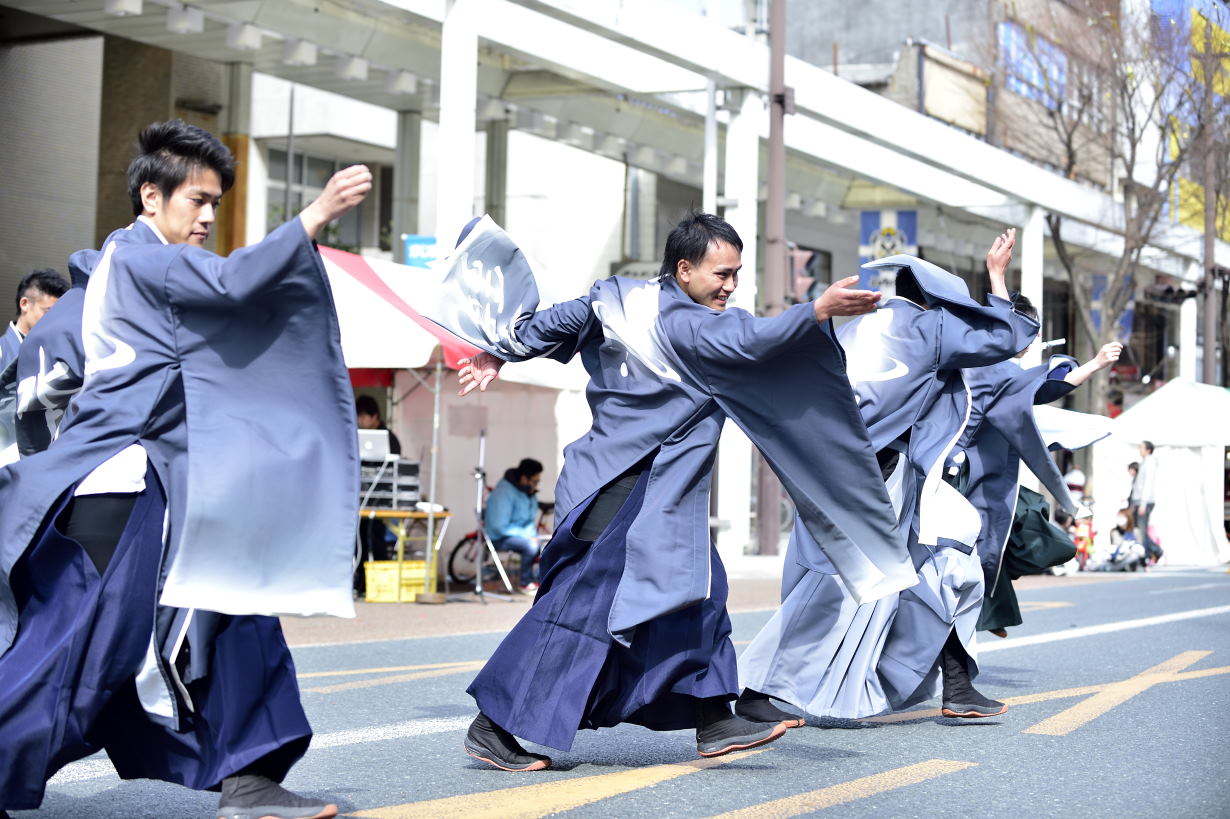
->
[427, 217, 913, 644]
[958, 355, 1080, 595]
[0, 325, 20, 371]
[0, 218, 359, 655]
[0, 325, 24, 454]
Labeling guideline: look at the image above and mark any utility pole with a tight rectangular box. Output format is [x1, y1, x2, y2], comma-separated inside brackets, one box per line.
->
[1201, 17, 1220, 385]
[756, 0, 791, 555]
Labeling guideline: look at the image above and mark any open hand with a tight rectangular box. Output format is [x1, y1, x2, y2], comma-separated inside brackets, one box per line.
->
[299, 165, 373, 240]
[814, 275, 881, 322]
[986, 228, 1016, 279]
[457, 351, 504, 396]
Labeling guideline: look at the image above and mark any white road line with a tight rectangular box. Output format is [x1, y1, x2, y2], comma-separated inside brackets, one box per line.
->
[47, 716, 473, 786]
[980, 604, 1230, 653]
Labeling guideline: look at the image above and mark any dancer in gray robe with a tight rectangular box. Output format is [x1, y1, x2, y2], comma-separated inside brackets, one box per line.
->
[737, 231, 1038, 723]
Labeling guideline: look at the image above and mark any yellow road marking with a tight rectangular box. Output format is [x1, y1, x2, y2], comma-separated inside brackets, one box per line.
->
[1018, 601, 1073, 612]
[1024, 650, 1211, 736]
[302, 662, 485, 694]
[298, 660, 481, 679]
[352, 749, 767, 818]
[707, 759, 977, 819]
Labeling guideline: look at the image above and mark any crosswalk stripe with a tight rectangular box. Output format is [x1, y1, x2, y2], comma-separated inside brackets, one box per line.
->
[351, 749, 768, 818]
[706, 759, 977, 818]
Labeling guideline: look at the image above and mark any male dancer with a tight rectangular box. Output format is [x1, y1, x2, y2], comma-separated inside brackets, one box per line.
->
[0, 120, 369, 818]
[961, 298, 1122, 640]
[737, 230, 1039, 724]
[435, 212, 915, 770]
[1, 270, 68, 458]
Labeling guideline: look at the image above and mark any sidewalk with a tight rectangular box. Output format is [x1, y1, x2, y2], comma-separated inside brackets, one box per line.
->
[278, 554, 1136, 648]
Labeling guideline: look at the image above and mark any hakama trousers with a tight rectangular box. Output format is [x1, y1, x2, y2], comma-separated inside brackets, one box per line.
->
[0, 477, 311, 810]
[467, 473, 740, 751]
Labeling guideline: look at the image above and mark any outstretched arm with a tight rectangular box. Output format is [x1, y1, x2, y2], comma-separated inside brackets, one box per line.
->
[813, 276, 881, 323]
[1063, 342, 1123, 387]
[985, 228, 1015, 301]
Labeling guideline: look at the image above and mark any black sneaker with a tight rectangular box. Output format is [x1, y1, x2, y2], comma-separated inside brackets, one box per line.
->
[734, 689, 805, 728]
[696, 714, 786, 757]
[216, 775, 337, 819]
[464, 713, 551, 771]
[941, 692, 1008, 718]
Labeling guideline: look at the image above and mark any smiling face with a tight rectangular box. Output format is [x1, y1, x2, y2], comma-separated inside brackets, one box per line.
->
[141, 167, 223, 246]
[676, 240, 741, 310]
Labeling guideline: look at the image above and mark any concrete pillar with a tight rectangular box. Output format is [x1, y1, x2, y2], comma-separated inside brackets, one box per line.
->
[434, 0, 479, 245]
[217, 62, 252, 255]
[714, 88, 762, 561]
[1180, 262, 1200, 380]
[1020, 205, 1045, 366]
[624, 167, 657, 260]
[484, 118, 509, 227]
[702, 78, 719, 215]
[392, 110, 423, 262]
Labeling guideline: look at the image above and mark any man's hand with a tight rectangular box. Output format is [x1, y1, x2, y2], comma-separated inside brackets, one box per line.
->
[814, 276, 881, 323]
[986, 228, 1016, 280]
[1094, 341, 1123, 370]
[457, 351, 504, 396]
[299, 165, 373, 240]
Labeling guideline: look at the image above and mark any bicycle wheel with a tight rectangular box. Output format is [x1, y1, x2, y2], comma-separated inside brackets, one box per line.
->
[448, 534, 481, 585]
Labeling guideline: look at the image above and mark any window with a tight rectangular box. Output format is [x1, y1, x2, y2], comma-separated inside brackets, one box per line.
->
[998, 21, 1068, 111]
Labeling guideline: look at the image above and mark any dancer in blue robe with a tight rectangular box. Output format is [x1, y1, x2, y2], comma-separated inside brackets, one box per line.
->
[427, 212, 915, 770]
[0, 121, 370, 819]
[737, 231, 1039, 723]
[959, 305, 1121, 637]
[0, 270, 68, 459]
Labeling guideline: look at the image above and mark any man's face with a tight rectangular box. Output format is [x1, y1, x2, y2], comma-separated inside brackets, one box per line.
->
[16, 290, 59, 334]
[518, 472, 542, 493]
[141, 167, 223, 246]
[677, 240, 741, 311]
[1139, 442, 1148, 457]
[357, 411, 380, 430]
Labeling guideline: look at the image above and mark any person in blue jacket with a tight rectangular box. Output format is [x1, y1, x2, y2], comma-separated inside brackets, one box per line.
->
[485, 457, 545, 592]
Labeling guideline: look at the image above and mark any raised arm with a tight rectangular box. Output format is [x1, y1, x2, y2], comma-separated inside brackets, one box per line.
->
[1063, 342, 1122, 387]
[457, 296, 596, 396]
[985, 228, 1015, 301]
[167, 166, 371, 308]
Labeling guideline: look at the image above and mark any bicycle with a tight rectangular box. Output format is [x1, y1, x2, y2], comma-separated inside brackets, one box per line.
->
[447, 500, 554, 586]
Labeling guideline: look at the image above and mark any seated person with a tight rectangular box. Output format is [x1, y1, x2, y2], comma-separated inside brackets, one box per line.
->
[485, 458, 544, 592]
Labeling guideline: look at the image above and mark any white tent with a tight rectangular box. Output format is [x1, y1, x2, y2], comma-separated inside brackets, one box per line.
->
[1091, 378, 1230, 566]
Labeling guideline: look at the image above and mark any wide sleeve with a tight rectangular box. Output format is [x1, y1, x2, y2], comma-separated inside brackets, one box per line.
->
[13, 291, 87, 456]
[936, 295, 1040, 370]
[164, 219, 319, 309]
[509, 297, 599, 363]
[674, 306, 916, 604]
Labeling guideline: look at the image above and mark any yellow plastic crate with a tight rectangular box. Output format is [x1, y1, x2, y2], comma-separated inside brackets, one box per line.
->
[364, 560, 428, 602]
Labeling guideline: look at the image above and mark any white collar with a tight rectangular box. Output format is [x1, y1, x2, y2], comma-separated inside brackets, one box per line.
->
[8, 322, 23, 342]
[136, 215, 171, 246]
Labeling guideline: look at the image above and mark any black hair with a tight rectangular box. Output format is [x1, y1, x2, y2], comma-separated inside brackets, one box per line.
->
[15, 269, 69, 316]
[355, 395, 381, 420]
[1141, 440, 1154, 453]
[894, 269, 928, 306]
[658, 211, 743, 281]
[1009, 290, 1039, 320]
[1128, 461, 1140, 473]
[127, 119, 235, 217]
[515, 458, 544, 479]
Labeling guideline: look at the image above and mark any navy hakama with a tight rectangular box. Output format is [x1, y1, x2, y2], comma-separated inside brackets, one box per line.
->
[0, 475, 311, 810]
[468, 474, 739, 751]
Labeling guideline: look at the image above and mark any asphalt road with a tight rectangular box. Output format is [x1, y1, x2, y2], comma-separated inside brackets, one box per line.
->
[18, 566, 1230, 818]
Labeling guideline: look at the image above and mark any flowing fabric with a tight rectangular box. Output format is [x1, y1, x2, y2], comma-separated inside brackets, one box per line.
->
[468, 474, 738, 751]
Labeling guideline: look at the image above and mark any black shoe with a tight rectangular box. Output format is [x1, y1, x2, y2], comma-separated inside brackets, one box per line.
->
[695, 697, 786, 757]
[939, 631, 1007, 719]
[734, 688, 805, 728]
[464, 713, 551, 771]
[216, 775, 337, 819]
